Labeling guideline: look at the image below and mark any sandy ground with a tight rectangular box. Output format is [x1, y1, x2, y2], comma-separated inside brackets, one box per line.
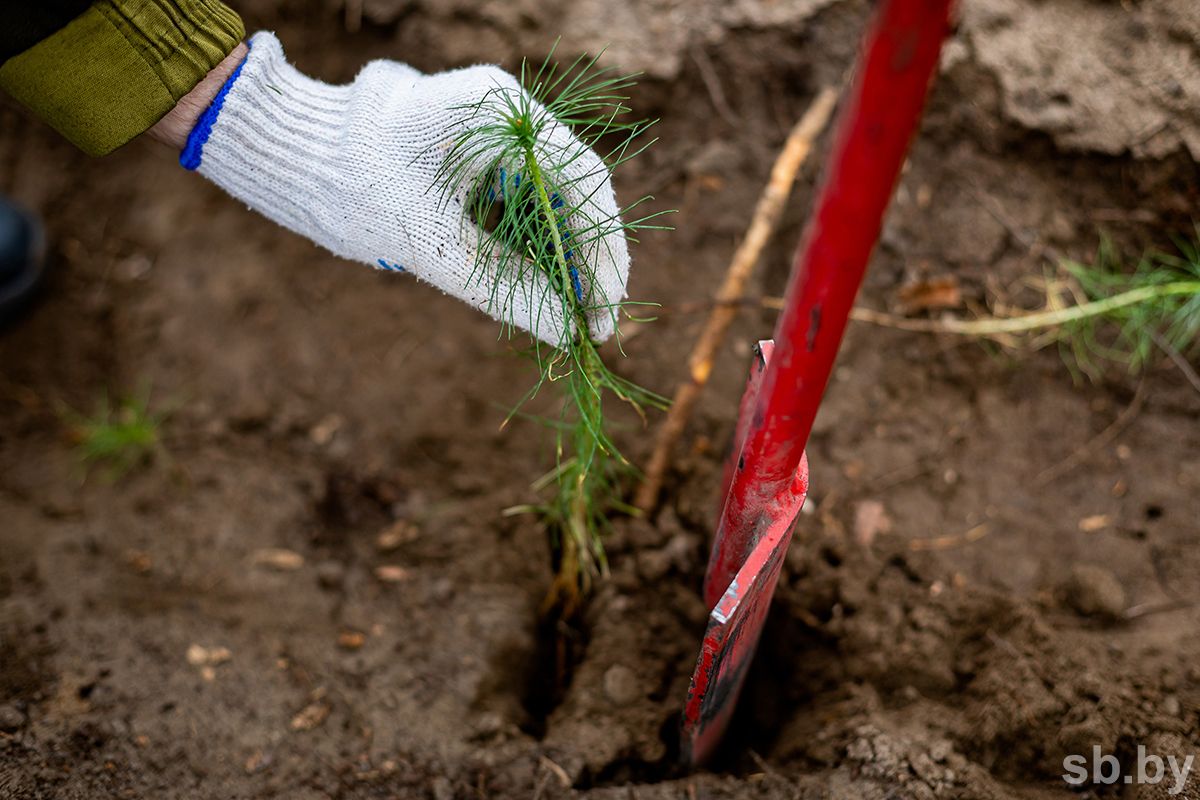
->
[2, 0, 1199, 797]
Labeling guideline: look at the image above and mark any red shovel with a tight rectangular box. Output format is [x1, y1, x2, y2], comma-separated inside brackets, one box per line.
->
[680, 0, 956, 766]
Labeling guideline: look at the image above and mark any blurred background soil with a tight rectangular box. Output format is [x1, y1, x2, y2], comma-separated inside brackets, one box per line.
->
[2, 0, 1199, 797]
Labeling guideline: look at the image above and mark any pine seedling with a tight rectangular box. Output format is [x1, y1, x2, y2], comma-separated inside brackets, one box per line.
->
[852, 232, 1200, 383]
[1058, 234, 1200, 380]
[61, 387, 168, 479]
[436, 49, 671, 610]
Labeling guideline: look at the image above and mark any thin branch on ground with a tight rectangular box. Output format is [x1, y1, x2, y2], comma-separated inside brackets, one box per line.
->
[1123, 598, 1196, 621]
[908, 523, 990, 552]
[1034, 379, 1145, 485]
[690, 46, 740, 128]
[635, 86, 839, 512]
[1150, 329, 1200, 397]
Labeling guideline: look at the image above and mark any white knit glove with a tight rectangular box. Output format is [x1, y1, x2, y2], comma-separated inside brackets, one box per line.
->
[181, 32, 630, 346]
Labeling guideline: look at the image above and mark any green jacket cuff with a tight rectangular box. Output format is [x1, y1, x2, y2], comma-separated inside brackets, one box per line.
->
[0, 0, 245, 156]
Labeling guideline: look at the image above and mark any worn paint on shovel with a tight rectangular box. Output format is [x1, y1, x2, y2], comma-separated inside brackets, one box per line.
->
[681, 341, 809, 767]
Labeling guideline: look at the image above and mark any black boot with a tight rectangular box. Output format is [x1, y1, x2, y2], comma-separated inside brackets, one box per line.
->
[0, 197, 48, 329]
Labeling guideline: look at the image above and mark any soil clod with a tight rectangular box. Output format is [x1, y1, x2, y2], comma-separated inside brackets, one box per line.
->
[1062, 563, 1128, 621]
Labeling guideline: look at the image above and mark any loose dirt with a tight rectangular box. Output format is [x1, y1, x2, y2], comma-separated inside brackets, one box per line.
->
[2, 1, 1198, 797]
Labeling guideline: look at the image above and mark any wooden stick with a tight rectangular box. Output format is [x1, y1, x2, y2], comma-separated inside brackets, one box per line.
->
[635, 87, 839, 513]
[908, 522, 990, 552]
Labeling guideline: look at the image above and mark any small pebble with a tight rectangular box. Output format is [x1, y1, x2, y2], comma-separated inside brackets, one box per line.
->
[290, 702, 330, 731]
[125, 550, 153, 574]
[337, 631, 365, 650]
[308, 414, 343, 446]
[1077, 514, 1112, 533]
[928, 738, 952, 763]
[376, 520, 419, 551]
[431, 577, 455, 603]
[603, 664, 641, 706]
[252, 548, 304, 571]
[432, 776, 455, 800]
[0, 703, 25, 732]
[374, 565, 410, 583]
[186, 644, 232, 667]
[472, 712, 504, 737]
[315, 560, 345, 590]
[636, 549, 672, 581]
[1063, 564, 1126, 621]
[244, 750, 272, 774]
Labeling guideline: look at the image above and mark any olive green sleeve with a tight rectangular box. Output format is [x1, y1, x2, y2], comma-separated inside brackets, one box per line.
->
[0, 1, 245, 156]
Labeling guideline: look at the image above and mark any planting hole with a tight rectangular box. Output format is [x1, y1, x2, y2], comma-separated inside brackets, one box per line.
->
[519, 604, 588, 739]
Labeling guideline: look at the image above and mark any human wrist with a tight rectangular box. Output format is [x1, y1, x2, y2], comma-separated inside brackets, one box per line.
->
[148, 42, 249, 151]
[181, 32, 356, 254]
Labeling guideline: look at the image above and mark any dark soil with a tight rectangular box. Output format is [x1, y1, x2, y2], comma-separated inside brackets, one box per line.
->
[2, 1, 1199, 798]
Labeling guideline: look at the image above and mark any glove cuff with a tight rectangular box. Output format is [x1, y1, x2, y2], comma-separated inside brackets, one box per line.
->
[179, 49, 250, 171]
[183, 32, 355, 251]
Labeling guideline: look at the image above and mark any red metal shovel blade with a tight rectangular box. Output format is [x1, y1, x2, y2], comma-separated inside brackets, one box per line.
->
[681, 341, 809, 767]
[678, 0, 952, 766]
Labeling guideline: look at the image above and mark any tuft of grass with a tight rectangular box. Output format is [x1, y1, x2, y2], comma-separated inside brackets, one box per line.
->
[62, 389, 167, 478]
[436, 47, 672, 610]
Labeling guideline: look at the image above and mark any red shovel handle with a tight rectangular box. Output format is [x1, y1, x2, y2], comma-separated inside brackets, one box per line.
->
[704, 0, 956, 607]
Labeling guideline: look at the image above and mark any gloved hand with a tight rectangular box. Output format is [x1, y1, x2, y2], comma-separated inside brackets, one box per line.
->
[181, 32, 629, 346]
